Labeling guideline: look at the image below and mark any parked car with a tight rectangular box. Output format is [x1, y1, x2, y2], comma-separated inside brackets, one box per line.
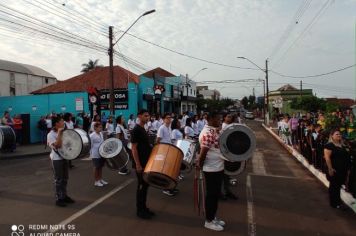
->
[244, 111, 255, 120]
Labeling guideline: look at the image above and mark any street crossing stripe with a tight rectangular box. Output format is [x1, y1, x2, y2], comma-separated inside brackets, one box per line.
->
[47, 178, 134, 233]
[252, 150, 267, 175]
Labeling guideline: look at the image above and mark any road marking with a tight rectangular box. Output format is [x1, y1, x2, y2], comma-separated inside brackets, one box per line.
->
[249, 173, 305, 179]
[47, 178, 134, 233]
[246, 175, 256, 236]
[252, 150, 267, 175]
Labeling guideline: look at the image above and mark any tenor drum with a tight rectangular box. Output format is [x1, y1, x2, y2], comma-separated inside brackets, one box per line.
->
[144, 143, 184, 190]
[224, 160, 246, 176]
[174, 139, 197, 173]
[219, 124, 256, 162]
[58, 128, 90, 160]
[99, 138, 129, 170]
[0, 125, 16, 150]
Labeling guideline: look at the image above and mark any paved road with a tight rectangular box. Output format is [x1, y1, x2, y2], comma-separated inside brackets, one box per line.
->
[0, 120, 355, 236]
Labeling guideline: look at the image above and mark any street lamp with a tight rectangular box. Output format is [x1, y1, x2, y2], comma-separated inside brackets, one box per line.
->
[183, 68, 208, 113]
[237, 56, 269, 123]
[108, 9, 155, 116]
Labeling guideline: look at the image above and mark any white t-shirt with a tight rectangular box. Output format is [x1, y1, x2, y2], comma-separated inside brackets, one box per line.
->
[157, 125, 172, 144]
[106, 122, 115, 134]
[199, 125, 224, 172]
[197, 119, 204, 133]
[182, 115, 189, 127]
[47, 130, 62, 160]
[90, 121, 98, 133]
[90, 132, 103, 159]
[115, 124, 128, 140]
[184, 126, 195, 138]
[128, 119, 136, 130]
[192, 122, 199, 135]
[65, 121, 74, 129]
[45, 119, 52, 129]
[171, 129, 183, 141]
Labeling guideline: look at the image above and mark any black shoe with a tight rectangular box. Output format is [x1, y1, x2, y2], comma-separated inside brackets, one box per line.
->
[226, 192, 238, 200]
[137, 211, 152, 219]
[55, 200, 67, 207]
[144, 208, 156, 217]
[63, 196, 75, 204]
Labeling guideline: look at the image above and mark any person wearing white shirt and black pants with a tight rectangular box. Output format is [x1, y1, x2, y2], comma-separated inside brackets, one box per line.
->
[128, 114, 136, 131]
[116, 115, 130, 175]
[184, 118, 195, 139]
[90, 122, 108, 187]
[197, 111, 225, 231]
[157, 114, 178, 196]
[47, 116, 75, 207]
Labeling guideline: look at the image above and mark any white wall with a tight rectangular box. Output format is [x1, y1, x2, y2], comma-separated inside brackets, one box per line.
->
[0, 70, 56, 96]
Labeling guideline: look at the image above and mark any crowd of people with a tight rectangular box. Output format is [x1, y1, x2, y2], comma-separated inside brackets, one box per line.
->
[276, 109, 356, 209]
[45, 110, 244, 231]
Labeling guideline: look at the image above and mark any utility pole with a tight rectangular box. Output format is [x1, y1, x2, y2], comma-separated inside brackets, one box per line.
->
[265, 59, 269, 122]
[186, 74, 189, 112]
[300, 80, 303, 98]
[263, 80, 266, 124]
[108, 26, 115, 116]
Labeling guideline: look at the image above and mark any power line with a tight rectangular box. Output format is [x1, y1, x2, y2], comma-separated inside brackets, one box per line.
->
[270, 64, 355, 78]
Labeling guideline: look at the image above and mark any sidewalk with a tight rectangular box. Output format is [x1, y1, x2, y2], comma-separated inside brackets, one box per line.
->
[262, 123, 356, 213]
[0, 143, 50, 159]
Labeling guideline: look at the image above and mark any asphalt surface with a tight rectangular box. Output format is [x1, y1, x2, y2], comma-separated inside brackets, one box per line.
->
[0, 120, 355, 236]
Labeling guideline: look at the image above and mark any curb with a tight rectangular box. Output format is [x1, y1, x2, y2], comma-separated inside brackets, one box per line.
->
[262, 123, 356, 213]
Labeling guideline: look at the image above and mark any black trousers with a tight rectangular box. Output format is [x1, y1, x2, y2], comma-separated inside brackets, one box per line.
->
[328, 173, 346, 207]
[52, 160, 69, 200]
[204, 171, 224, 221]
[136, 171, 149, 213]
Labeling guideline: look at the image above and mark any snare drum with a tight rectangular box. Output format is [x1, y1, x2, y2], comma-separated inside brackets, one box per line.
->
[143, 143, 183, 190]
[58, 128, 90, 160]
[174, 139, 197, 173]
[99, 138, 129, 170]
[0, 125, 16, 150]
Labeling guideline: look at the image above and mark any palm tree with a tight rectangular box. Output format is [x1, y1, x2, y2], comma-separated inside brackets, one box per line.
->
[81, 59, 102, 73]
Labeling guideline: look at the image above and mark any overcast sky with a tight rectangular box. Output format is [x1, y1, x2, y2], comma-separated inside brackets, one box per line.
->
[0, 0, 355, 100]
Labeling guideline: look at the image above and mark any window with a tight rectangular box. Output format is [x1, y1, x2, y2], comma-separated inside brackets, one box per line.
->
[182, 105, 186, 112]
[194, 90, 196, 96]
[190, 88, 192, 95]
[45, 78, 49, 84]
[10, 73, 15, 96]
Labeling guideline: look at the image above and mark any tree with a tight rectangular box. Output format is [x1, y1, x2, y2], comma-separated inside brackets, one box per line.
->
[81, 59, 102, 73]
[290, 95, 326, 112]
[241, 96, 248, 109]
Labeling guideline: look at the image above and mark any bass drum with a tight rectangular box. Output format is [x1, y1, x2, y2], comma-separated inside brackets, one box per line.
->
[99, 138, 129, 170]
[144, 143, 183, 190]
[219, 124, 256, 162]
[0, 126, 16, 150]
[224, 160, 246, 176]
[58, 128, 90, 160]
[174, 139, 197, 173]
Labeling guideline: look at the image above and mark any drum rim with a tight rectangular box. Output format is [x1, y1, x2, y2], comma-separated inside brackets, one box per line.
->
[143, 171, 177, 190]
[99, 138, 123, 159]
[58, 129, 85, 160]
[224, 160, 246, 176]
[105, 151, 129, 170]
[219, 124, 256, 161]
[153, 143, 184, 157]
[0, 125, 16, 149]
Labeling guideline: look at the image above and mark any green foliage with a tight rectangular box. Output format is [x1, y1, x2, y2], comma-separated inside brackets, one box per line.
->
[289, 95, 326, 112]
[81, 59, 102, 73]
[196, 97, 235, 112]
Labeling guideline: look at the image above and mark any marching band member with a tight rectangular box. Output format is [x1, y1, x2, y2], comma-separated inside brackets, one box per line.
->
[105, 116, 115, 138]
[116, 115, 130, 175]
[197, 111, 225, 231]
[131, 109, 155, 219]
[89, 122, 108, 187]
[171, 119, 183, 142]
[184, 118, 195, 139]
[128, 114, 136, 131]
[47, 116, 75, 207]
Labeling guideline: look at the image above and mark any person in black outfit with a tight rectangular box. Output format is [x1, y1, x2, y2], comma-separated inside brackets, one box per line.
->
[324, 129, 352, 209]
[131, 109, 154, 219]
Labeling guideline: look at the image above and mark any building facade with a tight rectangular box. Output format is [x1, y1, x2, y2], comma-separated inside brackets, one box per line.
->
[197, 86, 221, 100]
[0, 59, 56, 96]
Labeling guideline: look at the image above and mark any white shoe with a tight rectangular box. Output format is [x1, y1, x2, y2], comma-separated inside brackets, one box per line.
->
[204, 221, 224, 231]
[100, 179, 108, 185]
[213, 217, 226, 226]
[94, 181, 104, 187]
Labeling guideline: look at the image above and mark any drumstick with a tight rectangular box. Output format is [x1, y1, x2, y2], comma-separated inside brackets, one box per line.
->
[200, 171, 206, 216]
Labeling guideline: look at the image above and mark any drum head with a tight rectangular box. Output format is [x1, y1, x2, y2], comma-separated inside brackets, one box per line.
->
[99, 138, 123, 159]
[143, 172, 177, 190]
[58, 130, 83, 160]
[219, 124, 256, 162]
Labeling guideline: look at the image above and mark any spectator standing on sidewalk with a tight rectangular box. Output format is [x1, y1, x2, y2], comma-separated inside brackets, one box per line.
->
[45, 115, 52, 134]
[38, 116, 48, 145]
[13, 114, 23, 145]
[324, 129, 351, 209]
[289, 113, 299, 148]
